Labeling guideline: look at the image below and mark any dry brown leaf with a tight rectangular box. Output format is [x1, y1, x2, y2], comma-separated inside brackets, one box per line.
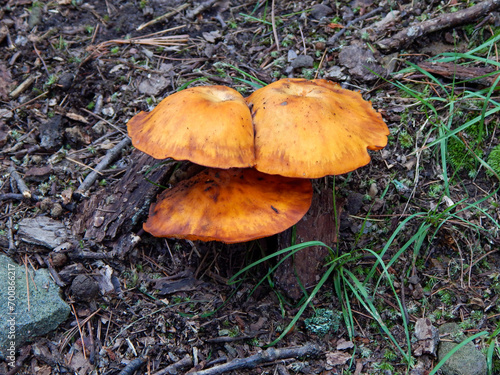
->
[326, 350, 352, 366]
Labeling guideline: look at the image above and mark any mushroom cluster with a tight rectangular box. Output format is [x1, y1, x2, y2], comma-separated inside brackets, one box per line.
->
[127, 78, 389, 243]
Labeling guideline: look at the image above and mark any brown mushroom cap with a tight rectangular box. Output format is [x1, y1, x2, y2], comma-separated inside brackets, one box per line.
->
[247, 78, 390, 178]
[127, 85, 255, 168]
[143, 168, 313, 243]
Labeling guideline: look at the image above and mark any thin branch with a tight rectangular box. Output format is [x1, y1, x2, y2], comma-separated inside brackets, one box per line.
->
[0, 193, 40, 202]
[190, 343, 321, 375]
[152, 354, 193, 375]
[9, 165, 31, 198]
[137, 4, 189, 31]
[74, 137, 131, 199]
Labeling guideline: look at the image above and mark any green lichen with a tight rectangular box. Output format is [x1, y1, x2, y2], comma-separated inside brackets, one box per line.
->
[304, 308, 341, 336]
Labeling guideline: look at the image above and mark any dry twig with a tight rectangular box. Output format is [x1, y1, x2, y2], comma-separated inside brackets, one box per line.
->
[271, 0, 280, 51]
[137, 4, 189, 31]
[9, 165, 31, 198]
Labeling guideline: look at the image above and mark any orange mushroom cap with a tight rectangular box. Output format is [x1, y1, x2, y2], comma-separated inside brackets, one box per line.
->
[127, 85, 255, 168]
[143, 168, 313, 243]
[247, 78, 390, 178]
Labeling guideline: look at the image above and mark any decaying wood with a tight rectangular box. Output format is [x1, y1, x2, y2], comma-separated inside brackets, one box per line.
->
[377, 0, 500, 51]
[117, 357, 146, 375]
[72, 149, 175, 243]
[152, 354, 193, 375]
[18, 216, 70, 250]
[417, 61, 500, 87]
[274, 186, 343, 300]
[190, 343, 321, 375]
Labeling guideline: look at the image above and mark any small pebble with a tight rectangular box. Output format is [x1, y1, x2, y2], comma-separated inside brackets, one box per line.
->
[101, 106, 115, 117]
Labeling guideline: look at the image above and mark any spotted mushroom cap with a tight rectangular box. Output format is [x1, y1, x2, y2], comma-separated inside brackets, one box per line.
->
[247, 78, 390, 178]
[143, 168, 313, 243]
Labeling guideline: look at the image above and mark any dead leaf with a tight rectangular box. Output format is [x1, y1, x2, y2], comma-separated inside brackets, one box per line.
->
[336, 338, 355, 350]
[326, 351, 352, 367]
[60, 188, 73, 205]
[68, 347, 93, 375]
[66, 112, 89, 124]
[202, 30, 221, 43]
[327, 23, 344, 29]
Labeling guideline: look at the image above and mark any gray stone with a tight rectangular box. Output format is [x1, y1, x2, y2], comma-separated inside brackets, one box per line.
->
[287, 49, 298, 63]
[0, 254, 70, 360]
[310, 4, 333, 20]
[291, 55, 314, 69]
[437, 323, 487, 375]
[138, 75, 169, 95]
[325, 66, 347, 81]
[17, 216, 70, 250]
[338, 44, 385, 81]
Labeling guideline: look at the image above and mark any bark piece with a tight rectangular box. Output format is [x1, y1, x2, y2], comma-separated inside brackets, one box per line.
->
[39, 115, 64, 150]
[412, 318, 439, 357]
[18, 216, 70, 250]
[72, 149, 175, 242]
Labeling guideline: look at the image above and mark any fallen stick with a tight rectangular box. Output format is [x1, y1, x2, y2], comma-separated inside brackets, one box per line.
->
[137, 4, 189, 31]
[190, 343, 321, 375]
[9, 74, 39, 99]
[152, 354, 193, 375]
[377, 0, 500, 50]
[9, 165, 31, 198]
[74, 136, 131, 199]
[0, 193, 40, 202]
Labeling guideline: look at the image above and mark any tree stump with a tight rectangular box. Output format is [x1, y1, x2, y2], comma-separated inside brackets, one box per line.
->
[274, 185, 343, 300]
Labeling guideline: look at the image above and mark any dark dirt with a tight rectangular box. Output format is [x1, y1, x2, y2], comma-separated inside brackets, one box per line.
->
[1, 0, 500, 374]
